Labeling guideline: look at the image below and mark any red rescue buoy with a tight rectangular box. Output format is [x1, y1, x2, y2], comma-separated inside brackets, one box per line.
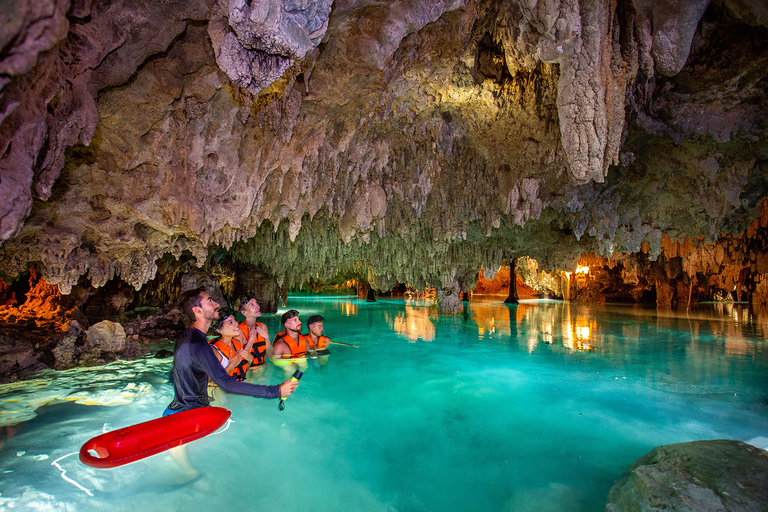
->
[79, 407, 231, 469]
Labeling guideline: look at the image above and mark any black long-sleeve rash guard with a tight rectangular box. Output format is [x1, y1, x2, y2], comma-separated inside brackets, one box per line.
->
[167, 327, 280, 412]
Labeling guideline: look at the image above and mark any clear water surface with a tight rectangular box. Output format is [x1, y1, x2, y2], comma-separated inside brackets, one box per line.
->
[0, 296, 766, 511]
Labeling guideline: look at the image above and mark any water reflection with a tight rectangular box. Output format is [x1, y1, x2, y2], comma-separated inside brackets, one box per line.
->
[342, 300, 357, 316]
[460, 298, 768, 404]
[466, 298, 768, 359]
[393, 304, 437, 342]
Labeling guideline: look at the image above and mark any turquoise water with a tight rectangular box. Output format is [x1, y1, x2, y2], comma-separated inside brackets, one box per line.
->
[1, 296, 767, 511]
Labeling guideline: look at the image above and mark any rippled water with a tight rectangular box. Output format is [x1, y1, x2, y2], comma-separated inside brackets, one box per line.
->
[1, 296, 767, 511]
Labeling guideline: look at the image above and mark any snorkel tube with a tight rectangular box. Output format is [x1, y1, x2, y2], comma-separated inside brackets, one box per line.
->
[278, 369, 303, 411]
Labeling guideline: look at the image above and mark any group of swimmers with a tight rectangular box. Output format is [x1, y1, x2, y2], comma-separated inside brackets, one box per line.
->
[162, 287, 331, 480]
[164, 287, 333, 418]
[208, 295, 331, 382]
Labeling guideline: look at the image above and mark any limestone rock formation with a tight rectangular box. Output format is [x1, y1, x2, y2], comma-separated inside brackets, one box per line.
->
[85, 320, 126, 353]
[606, 439, 768, 512]
[0, 0, 766, 303]
[209, 0, 333, 94]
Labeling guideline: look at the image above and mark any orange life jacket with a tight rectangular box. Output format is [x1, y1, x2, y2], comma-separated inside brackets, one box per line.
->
[209, 337, 248, 380]
[273, 330, 309, 357]
[308, 335, 330, 350]
[240, 321, 267, 367]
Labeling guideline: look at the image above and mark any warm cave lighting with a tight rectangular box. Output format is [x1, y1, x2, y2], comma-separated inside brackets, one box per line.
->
[542, 323, 553, 344]
[343, 301, 357, 316]
[575, 265, 590, 275]
[563, 317, 593, 351]
[477, 320, 497, 337]
[393, 306, 435, 342]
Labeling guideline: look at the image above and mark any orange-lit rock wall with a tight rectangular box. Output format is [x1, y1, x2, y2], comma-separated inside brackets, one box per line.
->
[474, 264, 556, 300]
[569, 198, 768, 308]
[0, 269, 75, 331]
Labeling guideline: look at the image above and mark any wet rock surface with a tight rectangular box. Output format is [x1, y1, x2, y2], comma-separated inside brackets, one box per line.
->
[0, 0, 765, 298]
[606, 439, 768, 512]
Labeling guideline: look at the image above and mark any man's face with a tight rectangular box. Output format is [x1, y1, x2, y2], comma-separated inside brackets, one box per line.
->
[242, 298, 261, 317]
[308, 321, 324, 337]
[284, 315, 301, 333]
[197, 292, 220, 321]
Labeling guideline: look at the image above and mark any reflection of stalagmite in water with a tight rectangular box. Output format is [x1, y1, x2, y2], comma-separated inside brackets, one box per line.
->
[470, 301, 512, 337]
[507, 300, 518, 342]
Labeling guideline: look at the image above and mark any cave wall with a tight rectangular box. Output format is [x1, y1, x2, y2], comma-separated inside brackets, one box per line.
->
[0, 0, 766, 299]
[567, 197, 768, 307]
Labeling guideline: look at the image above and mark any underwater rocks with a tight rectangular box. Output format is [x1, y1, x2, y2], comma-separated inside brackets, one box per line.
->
[606, 439, 768, 512]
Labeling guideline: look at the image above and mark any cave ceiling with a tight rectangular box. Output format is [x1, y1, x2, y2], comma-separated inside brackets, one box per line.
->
[0, 0, 767, 293]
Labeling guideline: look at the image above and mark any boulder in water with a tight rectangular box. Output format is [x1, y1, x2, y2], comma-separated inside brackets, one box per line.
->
[86, 320, 126, 353]
[606, 439, 768, 512]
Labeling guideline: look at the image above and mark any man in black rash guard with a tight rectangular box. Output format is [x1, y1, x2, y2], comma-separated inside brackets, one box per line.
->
[165, 287, 297, 414]
[164, 287, 298, 482]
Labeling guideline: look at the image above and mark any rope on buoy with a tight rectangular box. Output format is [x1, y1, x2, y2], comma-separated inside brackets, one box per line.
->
[51, 452, 93, 496]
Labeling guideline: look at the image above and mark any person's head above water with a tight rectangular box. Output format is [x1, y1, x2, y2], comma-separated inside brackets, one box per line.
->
[214, 307, 241, 337]
[281, 309, 299, 325]
[239, 294, 261, 318]
[307, 315, 324, 337]
[178, 287, 220, 324]
[281, 309, 301, 332]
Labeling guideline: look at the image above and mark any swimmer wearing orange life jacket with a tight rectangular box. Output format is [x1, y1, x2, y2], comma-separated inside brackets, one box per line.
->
[272, 309, 311, 358]
[238, 294, 272, 369]
[209, 308, 252, 381]
[305, 314, 331, 350]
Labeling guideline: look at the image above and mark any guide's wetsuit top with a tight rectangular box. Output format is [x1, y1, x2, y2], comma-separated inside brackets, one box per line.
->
[167, 327, 279, 412]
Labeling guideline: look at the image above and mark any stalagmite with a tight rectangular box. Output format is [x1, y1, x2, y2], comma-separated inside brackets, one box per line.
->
[504, 258, 519, 305]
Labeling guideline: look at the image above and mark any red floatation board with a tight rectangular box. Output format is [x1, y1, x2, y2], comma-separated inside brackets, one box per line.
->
[79, 407, 232, 469]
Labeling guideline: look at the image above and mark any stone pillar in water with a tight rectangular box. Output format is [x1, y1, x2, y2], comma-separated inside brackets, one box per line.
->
[505, 258, 520, 304]
[437, 287, 462, 314]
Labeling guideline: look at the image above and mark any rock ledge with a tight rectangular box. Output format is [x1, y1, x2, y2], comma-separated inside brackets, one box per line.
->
[606, 439, 768, 512]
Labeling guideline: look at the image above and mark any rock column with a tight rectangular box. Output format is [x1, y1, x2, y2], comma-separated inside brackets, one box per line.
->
[504, 258, 519, 304]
